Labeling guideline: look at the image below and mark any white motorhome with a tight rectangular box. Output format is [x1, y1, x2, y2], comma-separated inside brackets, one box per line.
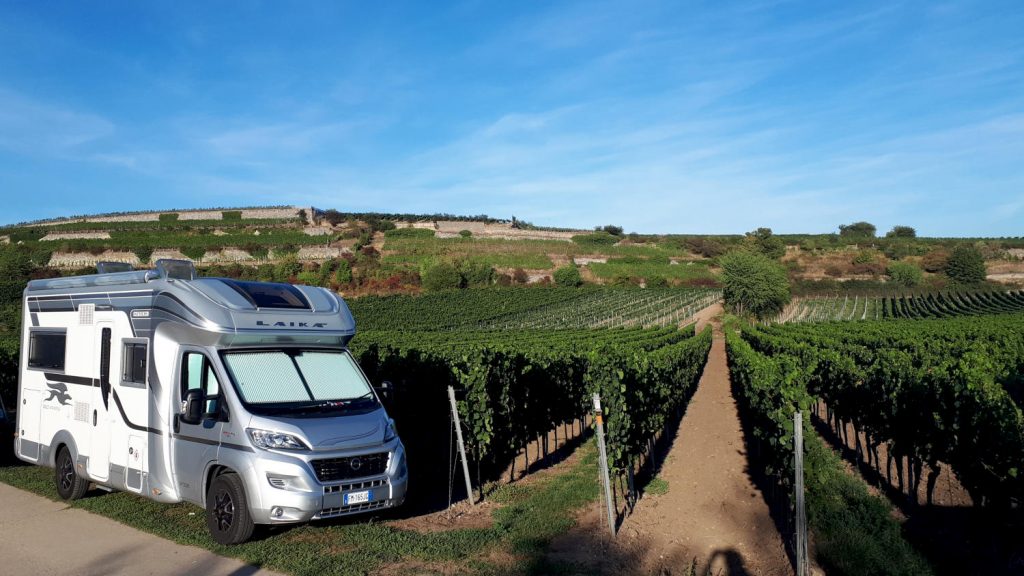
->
[15, 260, 407, 544]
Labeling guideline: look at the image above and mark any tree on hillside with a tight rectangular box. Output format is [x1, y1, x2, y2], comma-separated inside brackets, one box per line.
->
[887, 261, 923, 287]
[743, 227, 785, 259]
[839, 221, 877, 238]
[719, 250, 790, 319]
[886, 225, 916, 238]
[944, 245, 986, 284]
[553, 264, 583, 287]
[596, 225, 624, 236]
[422, 261, 463, 291]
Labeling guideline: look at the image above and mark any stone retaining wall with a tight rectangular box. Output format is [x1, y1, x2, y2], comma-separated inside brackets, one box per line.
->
[48, 251, 141, 268]
[434, 221, 577, 241]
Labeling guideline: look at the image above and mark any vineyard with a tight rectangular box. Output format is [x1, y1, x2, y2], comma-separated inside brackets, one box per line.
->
[348, 286, 721, 331]
[729, 315, 1024, 508]
[779, 289, 1024, 323]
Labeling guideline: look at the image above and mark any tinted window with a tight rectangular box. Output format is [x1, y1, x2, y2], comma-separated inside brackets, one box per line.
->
[122, 342, 148, 384]
[28, 332, 66, 370]
[222, 280, 310, 309]
[181, 352, 222, 415]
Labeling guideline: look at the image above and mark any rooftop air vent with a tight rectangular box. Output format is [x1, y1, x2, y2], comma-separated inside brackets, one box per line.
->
[97, 262, 134, 274]
[154, 259, 197, 281]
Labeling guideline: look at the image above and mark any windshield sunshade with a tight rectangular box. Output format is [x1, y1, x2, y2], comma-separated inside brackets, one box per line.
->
[222, 350, 372, 405]
[220, 279, 310, 309]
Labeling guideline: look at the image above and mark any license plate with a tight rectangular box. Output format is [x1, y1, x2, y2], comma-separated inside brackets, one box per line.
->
[344, 490, 372, 505]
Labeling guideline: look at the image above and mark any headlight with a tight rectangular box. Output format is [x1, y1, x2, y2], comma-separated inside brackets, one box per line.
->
[383, 418, 398, 442]
[247, 428, 309, 451]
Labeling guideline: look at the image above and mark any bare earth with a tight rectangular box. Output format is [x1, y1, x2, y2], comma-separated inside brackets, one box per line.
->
[549, 308, 791, 575]
[620, 317, 791, 576]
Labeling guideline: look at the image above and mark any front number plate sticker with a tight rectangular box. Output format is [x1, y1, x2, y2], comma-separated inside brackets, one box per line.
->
[344, 490, 372, 505]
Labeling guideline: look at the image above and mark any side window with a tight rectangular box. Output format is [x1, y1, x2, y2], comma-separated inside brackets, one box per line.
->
[122, 342, 148, 385]
[181, 352, 224, 417]
[28, 330, 67, 371]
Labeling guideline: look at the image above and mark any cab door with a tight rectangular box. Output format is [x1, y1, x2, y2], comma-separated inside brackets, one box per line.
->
[170, 349, 225, 504]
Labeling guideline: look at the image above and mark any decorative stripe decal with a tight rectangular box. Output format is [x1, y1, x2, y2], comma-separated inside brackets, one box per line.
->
[172, 433, 255, 453]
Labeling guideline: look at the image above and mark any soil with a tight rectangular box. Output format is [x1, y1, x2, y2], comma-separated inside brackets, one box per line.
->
[549, 314, 792, 575]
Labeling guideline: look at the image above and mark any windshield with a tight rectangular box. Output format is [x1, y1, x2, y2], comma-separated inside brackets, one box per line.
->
[221, 350, 375, 411]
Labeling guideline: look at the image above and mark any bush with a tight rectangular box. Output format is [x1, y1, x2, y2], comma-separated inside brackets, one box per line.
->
[334, 259, 352, 285]
[459, 260, 494, 287]
[180, 246, 206, 261]
[744, 228, 785, 259]
[512, 268, 529, 284]
[134, 246, 154, 265]
[459, 230, 472, 238]
[824, 265, 844, 278]
[295, 271, 320, 286]
[885, 225, 916, 238]
[838, 221, 876, 239]
[159, 213, 179, 222]
[221, 211, 242, 220]
[422, 261, 463, 291]
[944, 245, 986, 284]
[887, 261, 923, 287]
[921, 248, 949, 273]
[851, 250, 878, 265]
[572, 232, 618, 247]
[553, 265, 583, 287]
[646, 275, 669, 288]
[598, 225, 624, 236]
[719, 250, 790, 319]
[274, 255, 302, 282]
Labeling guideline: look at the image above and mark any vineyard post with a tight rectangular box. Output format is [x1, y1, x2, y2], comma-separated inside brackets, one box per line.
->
[593, 393, 616, 538]
[447, 386, 475, 506]
[794, 410, 808, 576]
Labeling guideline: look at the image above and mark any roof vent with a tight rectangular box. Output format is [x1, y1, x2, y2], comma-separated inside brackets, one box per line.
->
[97, 262, 134, 274]
[154, 259, 196, 281]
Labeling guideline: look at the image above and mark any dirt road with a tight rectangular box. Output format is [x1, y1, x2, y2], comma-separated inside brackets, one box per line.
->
[619, 317, 791, 575]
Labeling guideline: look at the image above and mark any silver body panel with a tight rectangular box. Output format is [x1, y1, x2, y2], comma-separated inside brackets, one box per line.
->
[16, 265, 407, 525]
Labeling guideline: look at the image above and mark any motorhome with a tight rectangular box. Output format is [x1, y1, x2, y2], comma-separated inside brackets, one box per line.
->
[15, 260, 407, 544]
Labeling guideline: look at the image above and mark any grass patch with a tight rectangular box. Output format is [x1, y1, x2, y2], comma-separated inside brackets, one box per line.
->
[0, 443, 600, 576]
[644, 477, 669, 496]
[805, 432, 934, 576]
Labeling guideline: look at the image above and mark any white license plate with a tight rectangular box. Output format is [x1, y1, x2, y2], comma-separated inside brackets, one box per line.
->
[344, 490, 372, 505]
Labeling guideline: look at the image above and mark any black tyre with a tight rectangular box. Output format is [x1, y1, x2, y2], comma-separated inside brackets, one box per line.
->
[54, 446, 88, 500]
[206, 473, 255, 545]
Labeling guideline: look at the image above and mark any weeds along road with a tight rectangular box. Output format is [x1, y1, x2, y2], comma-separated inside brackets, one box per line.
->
[0, 482, 284, 576]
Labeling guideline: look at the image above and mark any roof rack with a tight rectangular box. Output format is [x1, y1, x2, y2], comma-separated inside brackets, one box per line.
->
[26, 259, 199, 292]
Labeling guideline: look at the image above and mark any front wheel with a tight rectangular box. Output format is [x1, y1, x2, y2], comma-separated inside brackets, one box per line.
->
[206, 473, 255, 545]
[54, 446, 89, 500]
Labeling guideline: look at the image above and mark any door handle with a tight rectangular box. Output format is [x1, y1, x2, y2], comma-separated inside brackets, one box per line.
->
[93, 410, 97, 426]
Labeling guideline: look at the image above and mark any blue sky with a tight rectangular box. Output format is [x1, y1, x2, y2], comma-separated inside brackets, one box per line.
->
[0, 1, 1022, 236]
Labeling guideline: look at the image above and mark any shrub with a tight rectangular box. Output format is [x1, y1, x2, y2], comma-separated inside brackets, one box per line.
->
[598, 225, 623, 236]
[824, 265, 844, 278]
[885, 225, 916, 238]
[134, 246, 154, 265]
[295, 271, 320, 286]
[553, 265, 583, 287]
[921, 248, 949, 273]
[719, 250, 790, 319]
[159, 213, 179, 222]
[180, 246, 206, 261]
[887, 261, 923, 287]
[422, 261, 463, 291]
[274, 255, 302, 282]
[459, 230, 472, 238]
[333, 259, 353, 285]
[221, 211, 242, 220]
[851, 250, 877, 265]
[646, 275, 669, 288]
[744, 228, 785, 259]
[944, 245, 986, 284]
[496, 273, 513, 286]
[572, 232, 618, 247]
[512, 268, 529, 284]
[459, 260, 494, 287]
[838, 221, 876, 239]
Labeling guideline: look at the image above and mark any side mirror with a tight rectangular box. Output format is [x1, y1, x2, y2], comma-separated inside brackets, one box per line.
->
[180, 389, 205, 425]
[374, 380, 393, 403]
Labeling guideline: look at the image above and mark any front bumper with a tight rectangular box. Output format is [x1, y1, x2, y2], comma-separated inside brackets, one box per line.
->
[244, 442, 408, 525]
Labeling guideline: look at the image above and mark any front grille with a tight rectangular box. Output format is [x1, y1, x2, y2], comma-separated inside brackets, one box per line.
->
[319, 499, 389, 518]
[324, 478, 386, 494]
[312, 452, 388, 482]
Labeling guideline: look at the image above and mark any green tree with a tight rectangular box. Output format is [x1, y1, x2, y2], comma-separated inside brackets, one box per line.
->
[333, 259, 352, 285]
[944, 245, 986, 284]
[838, 221, 877, 238]
[458, 260, 494, 287]
[719, 250, 790, 319]
[886, 225, 916, 238]
[553, 265, 583, 287]
[422, 261, 463, 291]
[744, 227, 786, 259]
[887, 261, 923, 287]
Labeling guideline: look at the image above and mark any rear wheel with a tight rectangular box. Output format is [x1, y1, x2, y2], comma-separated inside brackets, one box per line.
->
[54, 446, 88, 500]
[206, 473, 255, 545]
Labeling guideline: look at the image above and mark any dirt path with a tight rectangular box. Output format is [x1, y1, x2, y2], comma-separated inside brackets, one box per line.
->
[619, 318, 791, 575]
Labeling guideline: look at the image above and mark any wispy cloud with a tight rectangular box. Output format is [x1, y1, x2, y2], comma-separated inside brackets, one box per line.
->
[0, 88, 114, 157]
